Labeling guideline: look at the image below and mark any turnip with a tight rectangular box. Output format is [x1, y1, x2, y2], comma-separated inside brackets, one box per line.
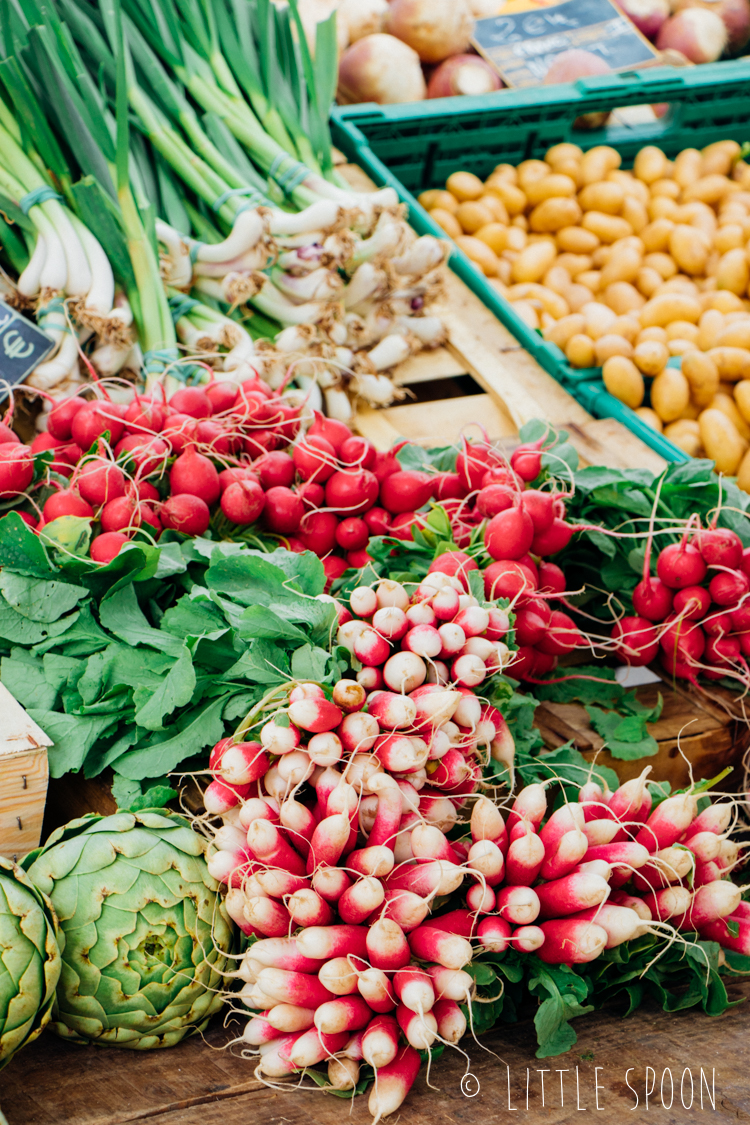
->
[77, 459, 126, 506]
[263, 486, 304, 534]
[326, 468, 379, 515]
[90, 531, 130, 564]
[71, 400, 126, 449]
[615, 0, 669, 36]
[221, 478, 266, 525]
[709, 570, 749, 606]
[656, 7, 728, 60]
[160, 494, 211, 536]
[484, 505, 535, 561]
[427, 52, 503, 98]
[169, 445, 220, 505]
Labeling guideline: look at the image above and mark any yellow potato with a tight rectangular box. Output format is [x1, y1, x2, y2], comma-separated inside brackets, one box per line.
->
[702, 140, 741, 175]
[580, 146, 621, 185]
[633, 339, 669, 375]
[566, 333, 596, 367]
[697, 309, 725, 351]
[677, 399, 700, 420]
[669, 338, 697, 357]
[543, 313, 587, 349]
[651, 368, 691, 422]
[525, 175, 577, 204]
[418, 189, 459, 213]
[512, 240, 557, 283]
[510, 300, 540, 329]
[545, 143, 583, 166]
[714, 224, 745, 254]
[602, 355, 645, 407]
[609, 170, 649, 204]
[610, 315, 641, 343]
[496, 259, 513, 285]
[600, 247, 642, 287]
[577, 269, 602, 293]
[446, 171, 485, 201]
[505, 283, 569, 319]
[648, 197, 678, 222]
[638, 326, 668, 344]
[582, 212, 633, 243]
[733, 378, 750, 423]
[699, 408, 746, 472]
[683, 174, 734, 205]
[710, 392, 750, 439]
[583, 301, 617, 340]
[556, 253, 593, 277]
[641, 219, 675, 253]
[650, 178, 681, 199]
[674, 201, 717, 240]
[556, 226, 599, 253]
[591, 245, 613, 269]
[636, 267, 663, 298]
[543, 265, 573, 295]
[517, 160, 550, 189]
[455, 235, 499, 276]
[634, 146, 669, 185]
[430, 208, 462, 239]
[665, 320, 699, 343]
[485, 181, 527, 216]
[595, 334, 634, 364]
[715, 320, 750, 349]
[456, 201, 495, 234]
[505, 226, 527, 252]
[635, 406, 664, 432]
[567, 283, 598, 312]
[665, 419, 701, 456]
[529, 197, 582, 233]
[621, 196, 649, 233]
[736, 448, 750, 492]
[716, 248, 750, 296]
[668, 225, 711, 276]
[640, 293, 702, 327]
[578, 181, 625, 214]
[673, 148, 702, 190]
[656, 276, 700, 298]
[603, 281, 646, 315]
[643, 252, 677, 280]
[554, 159, 584, 189]
[475, 223, 509, 254]
[705, 290, 746, 314]
[478, 194, 510, 224]
[489, 164, 517, 183]
[707, 346, 750, 381]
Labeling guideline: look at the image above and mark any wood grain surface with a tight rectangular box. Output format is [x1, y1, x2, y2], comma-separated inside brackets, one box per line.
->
[3, 980, 749, 1125]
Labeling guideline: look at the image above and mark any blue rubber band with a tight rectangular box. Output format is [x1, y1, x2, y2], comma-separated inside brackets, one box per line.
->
[20, 186, 63, 214]
[189, 241, 205, 264]
[142, 347, 181, 376]
[268, 154, 286, 182]
[168, 294, 200, 324]
[275, 161, 308, 191]
[211, 186, 266, 213]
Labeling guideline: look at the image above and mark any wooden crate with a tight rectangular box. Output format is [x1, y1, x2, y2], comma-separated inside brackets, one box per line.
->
[534, 671, 749, 790]
[0, 684, 52, 860]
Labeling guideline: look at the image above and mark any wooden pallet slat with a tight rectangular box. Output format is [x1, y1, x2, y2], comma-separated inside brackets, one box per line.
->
[0, 683, 51, 859]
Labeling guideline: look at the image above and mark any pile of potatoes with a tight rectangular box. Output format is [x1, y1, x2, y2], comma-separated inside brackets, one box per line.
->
[418, 140, 750, 489]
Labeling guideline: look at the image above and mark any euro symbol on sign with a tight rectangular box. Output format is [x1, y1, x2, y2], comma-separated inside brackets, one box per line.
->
[461, 1073, 480, 1097]
[3, 330, 34, 360]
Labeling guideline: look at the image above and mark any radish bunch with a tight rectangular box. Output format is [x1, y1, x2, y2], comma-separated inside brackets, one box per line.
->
[611, 524, 750, 686]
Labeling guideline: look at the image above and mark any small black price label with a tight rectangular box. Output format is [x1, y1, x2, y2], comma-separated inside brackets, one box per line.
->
[472, 0, 660, 88]
[0, 298, 54, 386]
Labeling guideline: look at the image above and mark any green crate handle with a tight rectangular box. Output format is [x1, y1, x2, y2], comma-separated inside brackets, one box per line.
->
[332, 60, 750, 465]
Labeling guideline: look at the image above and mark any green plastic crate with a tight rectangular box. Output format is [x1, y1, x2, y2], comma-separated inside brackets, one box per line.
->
[331, 60, 750, 464]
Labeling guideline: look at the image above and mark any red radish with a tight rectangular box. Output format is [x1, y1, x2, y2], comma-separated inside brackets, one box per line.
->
[362, 1013, 401, 1068]
[456, 441, 494, 491]
[537, 610, 581, 656]
[247, 937, 324, 974]
[510, 441, 544, 482]
[657, 542, 707, 589]
[684, 802, 733, 836]
[160, 413, 196, 453]
[408, 925, 472, 969]
[393, 965, 435, 1014]
[538, 561, 566, 594]
[535, 871, 609, 918]
[540, 829, 589, 881]
[611, 616, 659, 665]
[704, 633, 741, 671]
[635, 793, 697, 851]
[100, 496, 143, 533]
[203, 777, 253, 816]
[243, 896, 291, 937]
[510, 925, 545, 953]
[90, 531, 130, 563]
[170, 446, 220, 505]
[709, 570, 749, 606]
[256, 967, 335, 1009]
[508, 783, 547, 832]
[484, 559, 537, 600]
[698, 527, 743, 569]
[730, 604, 750, 631]
[220, 478, 265, 525]
[537, 918, 609, 964]
[293, 436, 337, 482]
[428, 550, 478, 589]
[252, 451, 293, 491]
[339, 877, 385, 924]
[31, 433, 80, 475]
[43, 490, 93, 521]
[312, 868, 353, 904]
[218, 467, 256, 492]
[124, 396, 166, 433]
[585, 841, 650, 873]
[338, 711, 379, 753]
[522, 490, 556, 533]
[0, 443, 33, 498]
[336, 517, 369, 550]
[485, 506, 534, 561]
[699, 916, 750, 955]
[467, 883, 495, 912]
[14, 512, 38, 529]
[212, 740, 269, 785]
[532, 518, 574, 556]
[288, 697, 343, 733]
[656, 7, 728, 60]
[114, 434, 169, 475]
[264, 487, 304, 534]
[314, 996, 372, 1035]
[168, 386, 212, 418]
[689, 880, 742, 927]
[160, 494, 210, 535]
[298, 511, 337, 556]
[515, 601, 552, 646]
[632, 576, 673, 621]
[326, 469, 379, 515]
[307, 411, 351, 454]
[434, 472, 467, 500]
[71, 401, 125, 449]
[0, 423, 18, 444]
[366, 918, 411, 970]
[659, 616, 705, 665]
[495, 885, 541, 925]
[476, 916, 512, 952]
[367, 1045, 421, 1121]
[48, 395, 85, 440]
[246, 820, 306, 876]
[397, 1003, 437, 1050]
[256, 1033, 303, 1077]
[77, 459, 126, 506]
[540, 803, 585, 852]
[364, 506, 392, 536]
[379, 470, 433, 514]
[673, 585, 711, 620]
[204, 381, 238, 413]
[476, 483, 514, 519]
[643, 885, 692, 921]
[194, 420, 239, 457]
[243, 1015, 281, 1045]
[340, 436, 376, 469]
[427, 53, 503, 97]
[288, 1028, 349, 1068]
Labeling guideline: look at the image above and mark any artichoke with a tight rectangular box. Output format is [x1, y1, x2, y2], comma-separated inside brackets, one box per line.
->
[23, 809, 235, 1050]
[0, 857, 61, 1071]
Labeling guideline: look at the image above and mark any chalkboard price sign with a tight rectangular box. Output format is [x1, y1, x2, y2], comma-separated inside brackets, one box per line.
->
[0, 298, 54, 386]
[472, 0, 660, 88]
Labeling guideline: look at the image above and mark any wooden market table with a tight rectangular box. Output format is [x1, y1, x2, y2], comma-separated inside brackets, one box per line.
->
[3, 980, 750, 1125]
